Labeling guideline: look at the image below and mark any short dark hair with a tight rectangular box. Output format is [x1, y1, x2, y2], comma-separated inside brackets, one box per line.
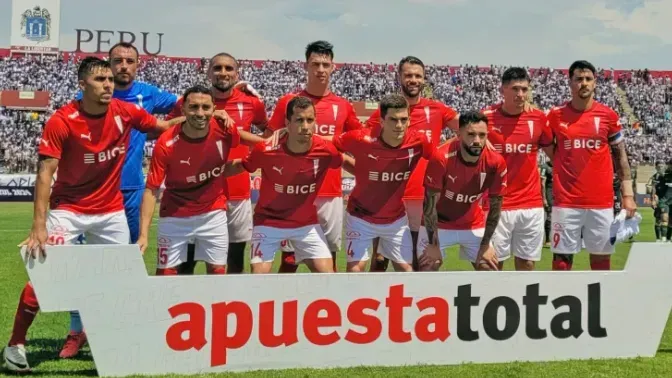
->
[379, 94, 408, 119]
[501, 67, 530, 85]
[209, 52, 238, 70]
[398, 56, 425, 74]
[182, 85, 213, 104]
[108, 42, 139, 59]
[286, 96, 315, 120]
[569, 60, 596, 79]
[77, 57, 111, 80]
[305, 40, 334, 61]
[458, 110, 489, 129]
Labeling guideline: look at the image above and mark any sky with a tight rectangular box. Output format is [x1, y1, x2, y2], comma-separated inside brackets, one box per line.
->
[1, 0, 671, 70]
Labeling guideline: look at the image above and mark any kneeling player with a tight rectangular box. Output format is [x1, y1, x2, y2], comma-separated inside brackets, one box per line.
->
[418, 111, 507, 271]
[225, 96, 347, 273]
[138, 85, 241, 275]
[333, 94, 432, 272]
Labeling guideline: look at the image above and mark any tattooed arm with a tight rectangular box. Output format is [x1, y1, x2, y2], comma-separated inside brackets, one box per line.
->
[611, 142, 636, 217]
[418, 187, 442, 270]
[481, 195, 502, 249]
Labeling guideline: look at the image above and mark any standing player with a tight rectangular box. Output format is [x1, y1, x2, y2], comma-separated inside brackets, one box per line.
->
[225, 96, 348, 273]
[651, 160, 672, 242]
[166, 53, 268, 274]
[365, 56, 459, 271]
[137, 85, 241, 275]
[3, 57, 179, 372]
[547, 60, 637, 271]
[648, 161, 666, 242]
[418, 111, 507, 271]
[267, 41, 363, 273]
[332, 94, 433, 272]
[482, 67, 554, 271]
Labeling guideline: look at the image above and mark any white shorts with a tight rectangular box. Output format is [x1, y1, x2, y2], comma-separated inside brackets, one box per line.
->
[344, 213, 413, 264]
[251, 224, 332, 264]
[227, 199, 253, 243]
[281, 196, 343, 253]
[551, 207, 615, 254]
[157, 210, 229, 269]
[417, 226, 489, 263]
[492, 208, 545, 262]
[403, 199, 423, 232]
[46, 209, 129, 245]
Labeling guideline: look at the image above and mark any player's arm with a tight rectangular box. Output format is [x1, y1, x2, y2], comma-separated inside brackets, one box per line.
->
[224, 159, 246, 177]
[479, 195, 502, 268]
[341, 154, 355, 175]
[21, 156, 59, 258]
[610, 138, 636, 217]
[138, 188, 158, 254]
[541, 172, 548, 208]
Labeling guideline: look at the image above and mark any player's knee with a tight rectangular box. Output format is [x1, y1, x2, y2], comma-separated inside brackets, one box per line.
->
[515, 257, 535, 271]
[156, 267, 179, 276]
[475, 262, 493, 271]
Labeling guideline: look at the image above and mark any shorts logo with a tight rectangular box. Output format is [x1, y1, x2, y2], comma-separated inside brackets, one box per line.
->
[346, 231, 361, 238]
[552, 222, 564, 231]
[158, 237, 171, 244]
[252, 233, 266, 239]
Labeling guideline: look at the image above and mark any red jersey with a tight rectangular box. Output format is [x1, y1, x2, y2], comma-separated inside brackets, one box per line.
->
[547, 101, 623, 209]
[167, 89, 267, 201]
[333, 128, 433, 224]
[483, 105, 553, 210]
[39, 99, 157, 215]
[242, 136, 343, 228]
[145, 120, 240, 218]
[424, 140, 507, 230]
[366, 98, 458, 200]
[267, 91, 362, 198]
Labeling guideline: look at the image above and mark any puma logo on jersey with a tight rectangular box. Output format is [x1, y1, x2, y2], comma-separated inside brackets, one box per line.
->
[40, 139, 49, 147]
[180, 157, 191, 166]
[80, 133, 91, 141]
[559, 122, 569, 129]
[426, 176, 434, 184]
[273, 166, 284, 175]
[492, 126, 503, 133]
[448, 175, 457, 183]
[368, 154, 379, 160]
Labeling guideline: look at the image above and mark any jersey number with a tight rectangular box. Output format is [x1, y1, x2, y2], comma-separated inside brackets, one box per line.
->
[552, 232, 561, 249]
[158, 247, 168, 265]
[251, 243, 263, 259]
[47, 235, 65, 245]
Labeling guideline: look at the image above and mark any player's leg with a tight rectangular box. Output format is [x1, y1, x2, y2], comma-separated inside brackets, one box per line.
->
[550, 207, 584, 270]
[5, 211, 83, 371]
[293, 225, 334, 273]
[582, 209, 616, 270]
[368, 237, 388, 272]
[177, 244, 197, 275]
[456, 228, 500, 271]
[194, 210, 229, 275]
[343, 214, 378, 272]
[153, 216, 190, 276]
[378, 217, 414, 272]
[403, 199, 423, 270]
[663, 203, 671, 242]
[226, 199, 252, 274]
[314, 197, 343, 272]
[250, 226, 283, 274]
[416, 227, 452, 271]
[654, 207, 662, 242]
[121, 188, 143, 243]
[491, 210, 514, 269]
[512, 208, 544, 271]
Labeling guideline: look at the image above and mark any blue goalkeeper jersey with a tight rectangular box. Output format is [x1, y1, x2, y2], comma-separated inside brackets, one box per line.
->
[77, 81, 178, 190]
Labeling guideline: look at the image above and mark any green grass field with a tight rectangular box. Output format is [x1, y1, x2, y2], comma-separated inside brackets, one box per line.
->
[1, 202, 671, 377]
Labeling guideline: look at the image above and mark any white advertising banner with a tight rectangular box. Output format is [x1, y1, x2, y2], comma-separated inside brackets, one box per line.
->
[10, 0, 61, 53]
[22, 243, 672, 377]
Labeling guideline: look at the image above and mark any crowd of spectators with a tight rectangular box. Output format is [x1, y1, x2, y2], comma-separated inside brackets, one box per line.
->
[1, 54, 670, 174]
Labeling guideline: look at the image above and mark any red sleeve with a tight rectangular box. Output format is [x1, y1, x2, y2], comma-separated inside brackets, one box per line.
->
[227, 122, 241, 148]
[488, 155, 508, 197]
[546, 108, 559, 135]
[327, 142, 344, 169]
[242, 143, 264, 172]
[344, 102, 363, 131]
[424, 150, 446, 192]
[165, 97, 184, 121]
[607, 109, 624, 145]
[252, 98, 269, 127]
[145, 140, 168, 190]
[441, 104, 458, 130]
[365, 109, 381, 130]
[538, 113, 554, 147]
[127, 103, 158, 132]
[268, 95, 291, 131]
[38, 115, 69, 159]
[332, 129, 358, 153]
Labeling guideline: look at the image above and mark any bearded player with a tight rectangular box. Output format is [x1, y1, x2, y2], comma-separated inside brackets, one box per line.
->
[267, 41, 363, 273]
[418, 111, 507, 271]
[333, 94, 433, 272]
[482, 67, 554, 271]
[226, 96, 351, 273]
[4, 57, 181, 372]
[166, 53, 268, 273]
[366, 55, 459, 271]
[547, 60, 637, 271]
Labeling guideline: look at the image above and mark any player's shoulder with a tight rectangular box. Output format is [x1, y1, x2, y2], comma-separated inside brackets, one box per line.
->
[485, 146, 507, 166]
[525, 107, 548, 119]
[424, 98, 455, 111]
[155, 125, 181, 148]
[593, 102, 619, 118]
[406, 128, 429, 144]
[548, 103, 568, 115]
[436, 139, 458, 159]
[480, 103, 500, 116]
[51, 100, 79, 121]
[234, 88, 264, 104]
[113, 98, 142, 113]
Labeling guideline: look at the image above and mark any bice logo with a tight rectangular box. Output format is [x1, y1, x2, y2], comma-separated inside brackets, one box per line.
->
[316, 124, 336, 135]
[368, 171, 411, 182]
[504, 144, 533, 154]
[274, 183, 317, 194]
[84, 146, 125, 164]
[445, 190, 482, 203]
[165, 283, 606, 367]
[186, 164, 226, 183]
[564, 139, 602, 150]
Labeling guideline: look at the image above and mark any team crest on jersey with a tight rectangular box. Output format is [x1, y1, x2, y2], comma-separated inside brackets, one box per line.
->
[332, 105, 339, 120]
[313, 159, 319, 177]
[527, 120, 534, 138]
[216, 140, 224, 160]
[594, 117, 601, 134]
[479, 172, 487, 189]
[114, 116, 124, 133]
[424, 106, 430, 123]
[237, 103, 244, 120]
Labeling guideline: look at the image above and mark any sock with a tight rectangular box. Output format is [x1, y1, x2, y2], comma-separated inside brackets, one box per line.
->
[545, 220, 551, 243]
[156, 267, 179, 275]
[177, 244, 197, 275]
[69, 311, 83, 333]
[278, 252, 298, 273]
[331, 252, 338, 272]
[590, 256, 611, 271]
[227, 242, 246, 274]
[370, 255, 390, 272]
[9, 282, 40, 346]
[552, 254, 573, 271]
[667, 226, 672, 241]
[655, 225, 661, 240]
[207, 266, 226, 275]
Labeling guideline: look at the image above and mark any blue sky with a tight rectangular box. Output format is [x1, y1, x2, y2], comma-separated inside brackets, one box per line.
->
[1, 0, 671, 69]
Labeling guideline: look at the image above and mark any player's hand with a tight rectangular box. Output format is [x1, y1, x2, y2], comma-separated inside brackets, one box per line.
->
[213, 110, 235, 129]
[137, 235, 149, 255]
[19, 223, 48, 259]
[265, 128, 287, 147]
[476, 245, 499, 271]
[622, 195, 637, 219]
[234, 81, 262, 99]
[418, 243, 443, 270]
